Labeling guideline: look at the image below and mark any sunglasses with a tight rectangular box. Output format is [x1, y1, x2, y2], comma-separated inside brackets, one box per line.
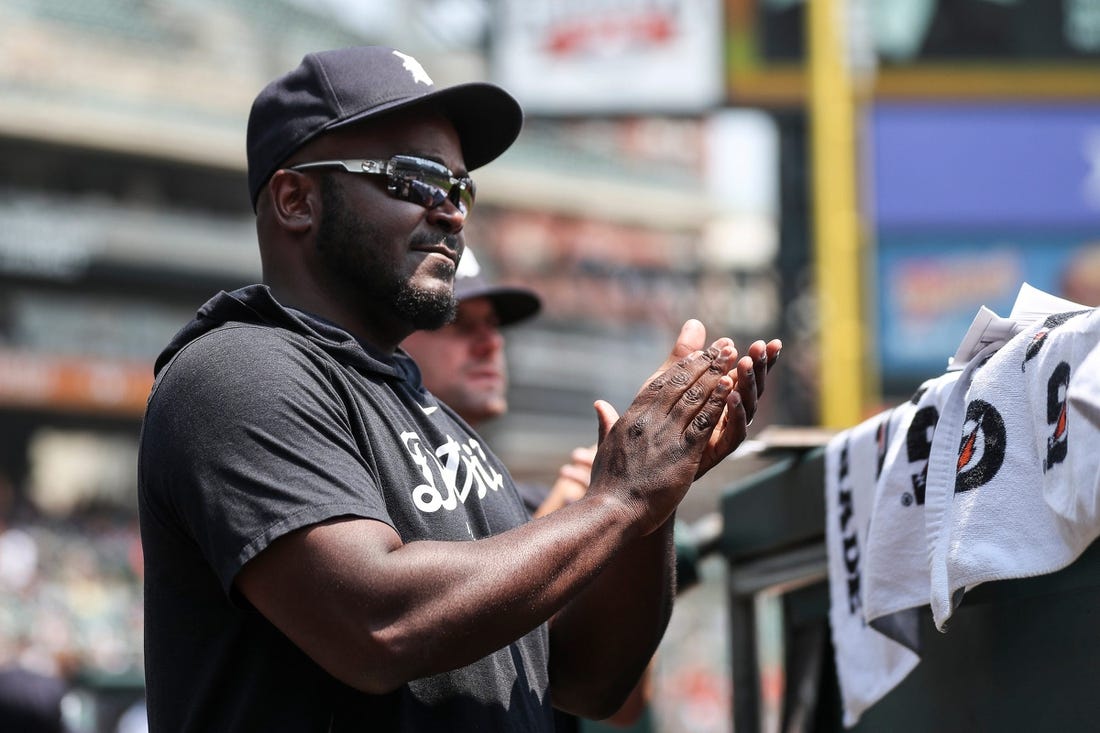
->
[289, 155, 476, 214]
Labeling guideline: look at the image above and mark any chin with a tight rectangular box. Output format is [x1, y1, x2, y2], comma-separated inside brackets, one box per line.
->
[463, 402, 506, 427]
[395, 281, 457, 330]
[415, 252, 457, 280]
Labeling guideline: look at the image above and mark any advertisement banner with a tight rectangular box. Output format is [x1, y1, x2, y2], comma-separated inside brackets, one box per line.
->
[492, 0, 724, 113]
[876, 233, 1100, 387]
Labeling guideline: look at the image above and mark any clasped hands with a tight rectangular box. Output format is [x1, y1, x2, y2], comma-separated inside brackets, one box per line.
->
[587, 320, 782, 534]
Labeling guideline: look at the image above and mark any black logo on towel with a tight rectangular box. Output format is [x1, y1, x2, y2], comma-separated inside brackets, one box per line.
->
[1045, 361, 1071, 472]
[875, 414, 890, 480]
[1023, 311, 1088, 371]
[902, 405, 939, 507]
[955, 399, 1006, 492]
[835, 439, 863, 618]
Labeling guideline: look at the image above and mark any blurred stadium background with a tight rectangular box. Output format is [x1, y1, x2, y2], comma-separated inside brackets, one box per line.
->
[0, 0, 1097, 731]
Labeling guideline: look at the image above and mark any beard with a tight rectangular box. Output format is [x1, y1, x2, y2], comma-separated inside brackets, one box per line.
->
[317, 176, 457, 330]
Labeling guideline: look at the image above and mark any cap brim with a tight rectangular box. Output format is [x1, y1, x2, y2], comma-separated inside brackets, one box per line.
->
[486, 289, 542, 326]
[457, 284, 542, 326]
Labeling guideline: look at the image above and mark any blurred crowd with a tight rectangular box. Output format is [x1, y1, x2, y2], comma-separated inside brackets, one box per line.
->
[0, 476, 144, 732]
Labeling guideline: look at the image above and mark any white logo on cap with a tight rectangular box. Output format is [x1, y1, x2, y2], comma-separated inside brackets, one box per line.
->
[456, 248, 481, 279]
[393, 50, 433, 86]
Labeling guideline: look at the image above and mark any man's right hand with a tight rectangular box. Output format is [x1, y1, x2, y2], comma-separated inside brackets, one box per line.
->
[585, 320, 781, 536]
[585, 324, 739, 536]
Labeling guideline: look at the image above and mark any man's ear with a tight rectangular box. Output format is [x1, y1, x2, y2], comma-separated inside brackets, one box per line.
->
[267, 169, 317, 234]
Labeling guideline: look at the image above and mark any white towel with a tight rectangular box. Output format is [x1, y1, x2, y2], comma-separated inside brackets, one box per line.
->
[1068, 337, 1100, 432]
[825, 416, 920, 727]
[926, 308, 1100, 629]
[861, 369, 961, 650]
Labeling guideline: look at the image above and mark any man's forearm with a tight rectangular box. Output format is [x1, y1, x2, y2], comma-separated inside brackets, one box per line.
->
[546, 515, 676, 719]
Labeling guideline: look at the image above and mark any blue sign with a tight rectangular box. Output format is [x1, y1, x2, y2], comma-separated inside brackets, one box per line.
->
[871, 103, 1100, 229]
[876, 233, 1100, 385]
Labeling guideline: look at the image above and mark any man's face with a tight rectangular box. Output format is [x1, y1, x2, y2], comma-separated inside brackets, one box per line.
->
[401, 297, 508, 427]
[302, 111, 469, 332]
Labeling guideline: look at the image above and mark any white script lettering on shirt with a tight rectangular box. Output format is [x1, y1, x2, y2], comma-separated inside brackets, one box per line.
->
[401, 431, 505, 513]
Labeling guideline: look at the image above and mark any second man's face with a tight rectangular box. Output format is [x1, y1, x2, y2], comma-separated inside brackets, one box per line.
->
[402, 297, 508, 427]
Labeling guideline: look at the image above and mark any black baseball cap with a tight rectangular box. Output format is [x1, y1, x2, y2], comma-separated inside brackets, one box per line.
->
[455, 249, 541, 327]
[246, 46, 523, 209]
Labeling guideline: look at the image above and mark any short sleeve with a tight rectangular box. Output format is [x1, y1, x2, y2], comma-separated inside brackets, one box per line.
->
[139, 325, 389, 594]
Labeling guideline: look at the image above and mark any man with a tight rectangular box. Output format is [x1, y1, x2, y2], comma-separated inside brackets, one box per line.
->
[401, 249, 593, 519]
[138, 45, 781, 732]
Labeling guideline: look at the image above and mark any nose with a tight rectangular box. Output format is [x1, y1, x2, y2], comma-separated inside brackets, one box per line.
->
[470, 324, 504, 357]
[426, 199, 466, 233]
